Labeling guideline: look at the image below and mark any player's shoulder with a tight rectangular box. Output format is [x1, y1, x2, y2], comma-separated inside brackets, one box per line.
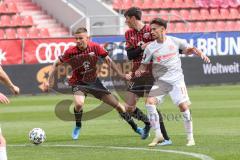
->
[125, 28, 135, 36]
[65, 46, 78, 54]
[146, 40, 157, 50]
[88, 41, 101, 48]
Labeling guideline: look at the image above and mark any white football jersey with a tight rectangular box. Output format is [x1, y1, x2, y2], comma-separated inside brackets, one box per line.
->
[142, 36, 192, 83]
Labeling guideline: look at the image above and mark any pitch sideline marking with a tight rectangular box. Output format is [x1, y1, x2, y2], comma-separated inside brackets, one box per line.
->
[9, 144, 214, 160]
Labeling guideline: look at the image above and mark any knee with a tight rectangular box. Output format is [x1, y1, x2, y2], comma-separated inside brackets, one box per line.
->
[179, 102, 189, 112]
[75, 102, 84, 112]
[146, 97, 157, 105]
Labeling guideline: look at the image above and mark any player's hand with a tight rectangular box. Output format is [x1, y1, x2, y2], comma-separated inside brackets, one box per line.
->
[125, 72, 132, 81]
[0, 92, 10, 104]
[42, 81, 50, 92]
[135, 69, 144, 78]
[201, 54, 211, 63]
[10, 85, 20, 95]
[141, 42, 151, 50]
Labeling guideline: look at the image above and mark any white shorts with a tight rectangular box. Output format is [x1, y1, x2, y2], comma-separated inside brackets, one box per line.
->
[148, 79, 191, 106]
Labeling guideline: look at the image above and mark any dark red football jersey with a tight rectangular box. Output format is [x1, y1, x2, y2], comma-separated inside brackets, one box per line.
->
[59, 41, 108, 85]
[125, 24, 153, 77]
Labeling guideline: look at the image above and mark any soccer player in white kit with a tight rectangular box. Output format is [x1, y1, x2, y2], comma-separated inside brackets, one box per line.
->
[135, 18, 210, 147]
[0, 66, 20, 160]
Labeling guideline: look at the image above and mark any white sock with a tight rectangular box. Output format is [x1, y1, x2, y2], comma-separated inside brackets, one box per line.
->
[0, 147, 7, 160]
[146, 104, 162, 137]
[182, 109, 194, 140]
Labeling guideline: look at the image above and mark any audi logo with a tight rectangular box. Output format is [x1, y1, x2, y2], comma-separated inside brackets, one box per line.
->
[35, 42, 76, 63]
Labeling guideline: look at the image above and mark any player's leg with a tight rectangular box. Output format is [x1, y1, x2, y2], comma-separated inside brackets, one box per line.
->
[72, 88, 86, 140]
[125, 91, 150, 139]
[157, 109, 172, 146]
[100, 93, 142, 135]
[145, 78, 171, 144]
[0, 130, 7, 160]
[145, 96, 164, 147]
[169, 80, 194, 146]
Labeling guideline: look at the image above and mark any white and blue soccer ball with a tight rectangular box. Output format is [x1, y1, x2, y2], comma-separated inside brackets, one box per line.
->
[29, 128, 46, 145]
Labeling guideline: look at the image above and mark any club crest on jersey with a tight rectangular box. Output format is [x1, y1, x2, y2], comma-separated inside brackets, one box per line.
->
[168, 45, 175, 50]
[143, 32, 151, 39]
[89, 52, 95, 56]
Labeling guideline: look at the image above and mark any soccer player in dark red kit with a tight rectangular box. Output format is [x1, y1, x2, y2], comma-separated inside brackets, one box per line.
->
[44, 27, 141, 140]
[123, 7, 172, 145]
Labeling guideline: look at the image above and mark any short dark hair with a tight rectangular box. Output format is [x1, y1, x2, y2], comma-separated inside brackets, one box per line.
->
[150, 18, 167, 29]
[74, 27, 88, 34]
[124, 7, 142, 20]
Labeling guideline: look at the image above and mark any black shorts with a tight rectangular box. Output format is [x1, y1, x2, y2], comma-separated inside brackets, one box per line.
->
[72, 78, 111, 99]
[127, 75, 154, 97]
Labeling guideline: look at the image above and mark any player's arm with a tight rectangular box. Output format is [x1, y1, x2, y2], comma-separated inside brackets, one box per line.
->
[184, 47, 210, 63]
[104, 56, 128, 80]
[126, 42, 150, 60]
[0, 66, 19, 95]
[44, 59, 62, 91]
[135, 47, 153, 77]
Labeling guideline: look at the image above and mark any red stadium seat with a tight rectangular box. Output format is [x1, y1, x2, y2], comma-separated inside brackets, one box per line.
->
[0, 3, 7, 14]
[11, 14, 23, 26]
[148, 10, 159, 20]
[5, 28, 17, 39]
[159, 10, 169, 21]
[229, 8, 239, 19]
[225, 21, 236, 31]
[7, 2, 18, 13]
[133, 0, 143, 8]
[0, 29, 5, 39]
[190, 9, 200, 20]
[205, 21, 215, 32]
[186, 22, 196, 32]
[216, 21, 226, 31]
[155, 0, 164, 8]
[210, 9, 220, 20]
[142, 0, 154, 9]
[179, 9, 190, 21]
[169, 10, 180, 21]
[142, 10, 150, 22]
[0, 15, 12, 27]
[163, 0, 174, 9]
[229, 0, 239, 8]
[17, 28, 28, 38]
[28, 27, 39, 38]
[200, 9, 210, 20]
[184, 0, 197, 8]
[220, 8, 230, 20]
[167, 22, 175, 33]
[39, 28, 50, 37]
[195, 22, 205, 32]
[174, 0, 184, 8]
[175, 22, 186, 33]
[122, 0, 133, 10]
[23, 15, 34, 26]
[236, 21, 240, 31]
[112, 0, 121, 9]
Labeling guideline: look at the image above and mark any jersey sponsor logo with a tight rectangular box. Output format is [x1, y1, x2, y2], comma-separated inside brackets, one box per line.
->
[89, 52, 95, 56]
[83, 61, 91, 71]
[143, 32, 151, 39]
[168, 45, 175, 50]
[35, 42, 75, 63]
[156, 53, 176, 62]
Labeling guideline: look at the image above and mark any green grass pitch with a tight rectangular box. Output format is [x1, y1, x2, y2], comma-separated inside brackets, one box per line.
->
[0, 84, 240, 160]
